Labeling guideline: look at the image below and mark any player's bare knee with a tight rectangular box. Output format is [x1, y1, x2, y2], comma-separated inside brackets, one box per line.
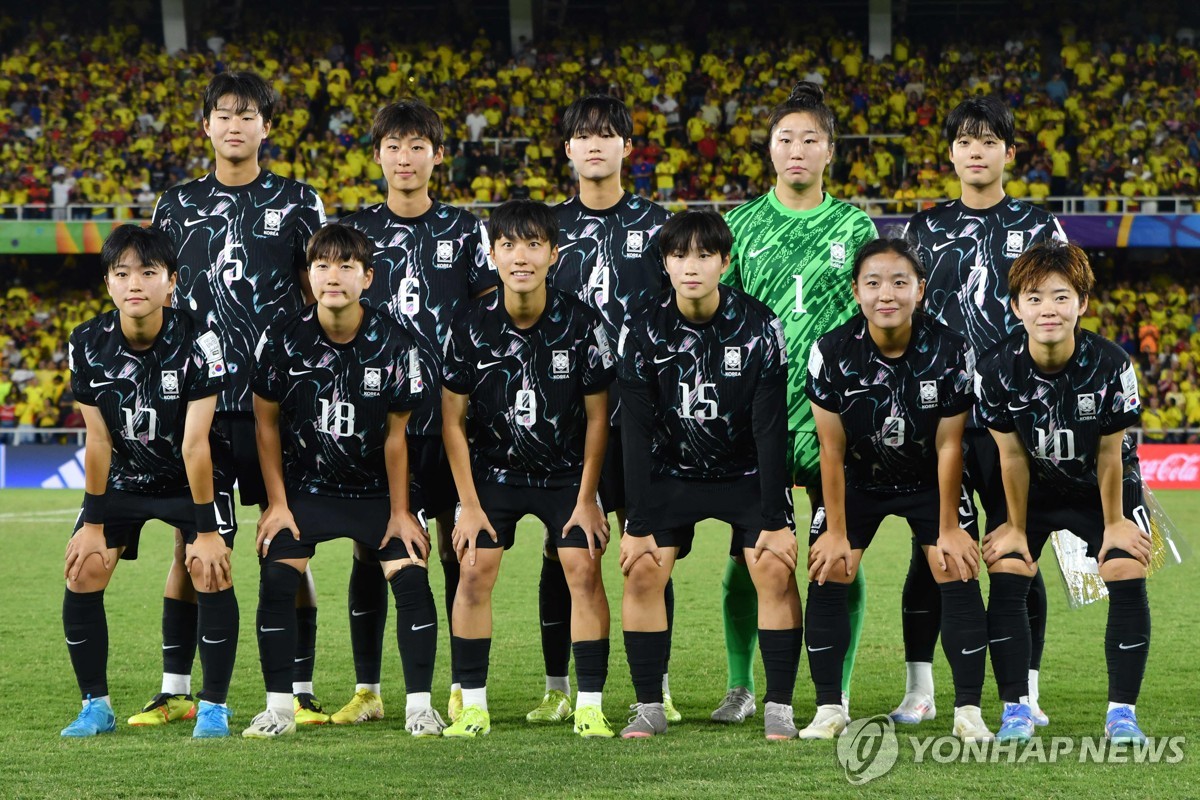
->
[1099, 556, 1146, 582]
[624, 558, 667, 597]
[562, 556, 602, 597]
[67, 554, 113, 593]
[988, 556, 1038, 578]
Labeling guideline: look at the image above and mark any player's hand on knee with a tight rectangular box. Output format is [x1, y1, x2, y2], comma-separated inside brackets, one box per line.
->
[383, 510, 430, 566]
[256, 503, 299, 558]
[453, 505, 496, 567]
[982, 523, 1033, 569]
[619, 532, 661, 576]
[936, 526, 980, 581]
[65, 524, 113, 582]
[1099, 518, 1152, 566]
[804, 530, 846, 583]
[187, 532, 232, 591]
[564, 498, 609, 559]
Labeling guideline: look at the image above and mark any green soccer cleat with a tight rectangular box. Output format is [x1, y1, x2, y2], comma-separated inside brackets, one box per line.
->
[127, 693, 196, 726]
[571, 705, 615, 738]
[663, 693, 682, 723]
[330, 688, 383, 725]
[448, 687, 463, 723]
[526, 689, 572, 723]
[442, 705, 490, 738]
[293, 693, 331, 725]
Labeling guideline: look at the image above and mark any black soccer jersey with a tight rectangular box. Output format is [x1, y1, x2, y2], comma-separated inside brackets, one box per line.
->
[905, 196, 1065, 360]
[806, 313, 975, 494]
[341, 201, 497, 437]
[252, 305, 423, 499]
[552, 192, 672, 425]
[69, 308, 228, 494]
[441, 287, 615, 489]
[153, 170, 326, 416]
[976, 330, 1142, 506]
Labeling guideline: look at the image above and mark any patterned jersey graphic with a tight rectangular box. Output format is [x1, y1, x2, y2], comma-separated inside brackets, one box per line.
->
[552, 192, 672, 426]
[807, 313, 975, 494]
[153, 170, 326, 415]
[342, 201, 496, 436]
[723, 191, 877, 435]
[253, 305, 423, 498]
[69, 308, 228, 493]
[976, 329, 1141, 505]
[442, 288, 614, 488]
[618, 285, 788, 480]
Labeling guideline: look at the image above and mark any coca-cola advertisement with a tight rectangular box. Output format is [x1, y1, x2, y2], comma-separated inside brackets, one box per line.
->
[1138, 444, 1200, 489]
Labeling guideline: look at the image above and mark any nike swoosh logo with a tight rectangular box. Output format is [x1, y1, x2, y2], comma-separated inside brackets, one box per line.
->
[1118, 641, 1146, 650]
[66, 638, 87, 645]
[350, 609, 373, 617]
[931, 241, 957, 252]
[653, 355, 675, 365]
[1007, 403, 1029, 411]
[807, 645, 833, 652]
[90, 379, 114, 387]
[183, 217, 210, 227]
[845, 388, 869, 396]
[259, 626, 285, 633]
[411, 622, 436, 631]
[162, 644, 181, 650]
[748, 245, 772, 258]
[218, 527, 235, 536]
[289, 367, 312, 376]
[989, 637, 1012, 644]
[294, 656, 313, 662]
[201, 636, 227, 644]
[962, 645, 987, 655]
[476, 360, 502, 369]
[541, 621, 565, 628]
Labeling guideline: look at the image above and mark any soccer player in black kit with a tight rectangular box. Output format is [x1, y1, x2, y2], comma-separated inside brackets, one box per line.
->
[144, 71, 330, 726]
[60, 225, 238, 738]
[804, 239, 991, 742]
[618, 211, 801, 741]
[978, 242, 1152, 744]
[243, 224, 442, 739]
[900, 96, 1065, 727]
[441, 201, 615, 739]
[339, 100, 496, 725]
[526, 94, 678, 725]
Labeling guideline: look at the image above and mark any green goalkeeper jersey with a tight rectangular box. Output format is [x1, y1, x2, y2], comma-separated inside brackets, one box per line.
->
[723, 190, 877, 434]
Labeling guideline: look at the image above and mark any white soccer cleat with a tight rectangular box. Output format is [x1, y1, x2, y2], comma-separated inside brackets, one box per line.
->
[798, 703, 850, 740]
[952, 705, 994, 742]
[890, 692, 936, 724]
[241, 708, 296, 739]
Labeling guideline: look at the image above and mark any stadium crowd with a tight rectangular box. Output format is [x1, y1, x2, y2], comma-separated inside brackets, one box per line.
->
[0, 14, 1198, 218]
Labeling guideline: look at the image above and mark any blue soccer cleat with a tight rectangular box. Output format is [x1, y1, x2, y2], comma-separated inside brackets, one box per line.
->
[1105, 706, 1146, 744]
[193, 700, 233, 738]
[61, 696, 116, 738]
[996, 702, 1034, 743]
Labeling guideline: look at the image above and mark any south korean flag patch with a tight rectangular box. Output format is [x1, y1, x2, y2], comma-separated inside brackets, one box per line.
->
[407, 347, 424, 395]
[595, 325, 614, 370]
[197, 330, 227, 379]
[1120, 364, 1141, 413]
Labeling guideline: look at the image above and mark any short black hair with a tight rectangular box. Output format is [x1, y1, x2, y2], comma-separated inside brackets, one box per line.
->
[657, 211, 733, 258]
[203, 71, 276, 124]
[371, 99, 445, 153]
[943, 95, 1015, 149]
[101, 224, 177, 276]
[851, 238, 926, 282]
[488, 200, 558, 247]
[767, 81, 837, 143]
[560, 95, 633, 141]
[306, 224, 374, 271]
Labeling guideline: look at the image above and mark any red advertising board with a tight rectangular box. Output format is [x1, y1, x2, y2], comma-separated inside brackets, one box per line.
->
[1138, 444, 1200, 489]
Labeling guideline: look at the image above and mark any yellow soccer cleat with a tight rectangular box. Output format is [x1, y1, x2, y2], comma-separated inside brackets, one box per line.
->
[448, 687, 463, 723]
[525, 689, 572, 723]
[442, 705, 490, 738]
[293, 693, 331, 725]
[330, 688, 384, 725]
[127, 693, 196, 726]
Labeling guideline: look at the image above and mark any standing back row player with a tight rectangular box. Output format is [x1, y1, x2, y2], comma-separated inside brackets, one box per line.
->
[144, 71, 329, 727]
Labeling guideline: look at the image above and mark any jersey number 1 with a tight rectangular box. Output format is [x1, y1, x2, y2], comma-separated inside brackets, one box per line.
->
[793, 275, 807, 314]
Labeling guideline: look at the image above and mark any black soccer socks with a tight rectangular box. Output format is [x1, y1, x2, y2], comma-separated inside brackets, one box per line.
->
[805, 581, 850, 706]
[938, 579, 986, 708]
[390, 566, 438, 695]
[572, 639, 610, 694]
[64, 588, 108, 699]
[1104, 578, 1151, 705]
[441, 555, 461, 634]
[538, 555, 572, 678]
[161, 596, 198, 677]
[293, 606, 318, 685]
[624, 630, 668, 705]
[1027, 569, 1048, 671]
[663, 577, 675, 674]
[760, 626, 804, 706]
[902, 537, 941, 663]
[452, 636, 491, 690]
[987, 572, 1033, 702]
[257, 562, 302, 694]
[348, 557, 389, 685]
[196, 587, 238, 704]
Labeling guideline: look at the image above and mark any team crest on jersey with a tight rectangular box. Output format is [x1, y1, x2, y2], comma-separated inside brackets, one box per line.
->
[626, 230, 645, 257]
[1077, 393, 1097, 420]
[723, 346, 742, 376]
[363, 367, 382, 397]
[830, 241, 846, 269]
[263, 209, 283, 236]
[436, 240, 454, 265]
[161, 370, 180, 399]
[552, 350, 570, 378]
[919, 380, 939, 408]
[1005, 231, 1025, 258]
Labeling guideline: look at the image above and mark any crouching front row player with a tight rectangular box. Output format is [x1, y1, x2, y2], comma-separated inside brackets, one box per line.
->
[977, 242, 1153, 744]
[61, 224, 239, 738]
[618, 210, 803, 741]
[244, 224, 444, 739]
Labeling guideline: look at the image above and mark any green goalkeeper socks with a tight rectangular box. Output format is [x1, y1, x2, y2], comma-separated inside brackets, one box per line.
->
[843, 565, 867, 696]
[721, 558, 759, 692]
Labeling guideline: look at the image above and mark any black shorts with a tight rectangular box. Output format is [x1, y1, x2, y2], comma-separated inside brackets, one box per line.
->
[409, 434, 458, 519]
[633, 474, 795, 561]
[963, 428, 1005, 533]
[71, 487, 238, 561]
[809, 485, 976, 550]
[598, 430, 625, 512]
[1022, 476, 1149, 562]
[469, 482, 596, 551]
[262, 492, 423, 563]
[213, 414, 266, 507]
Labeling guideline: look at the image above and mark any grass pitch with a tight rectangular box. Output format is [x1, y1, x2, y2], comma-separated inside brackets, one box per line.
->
[1, 488, 1196, 799]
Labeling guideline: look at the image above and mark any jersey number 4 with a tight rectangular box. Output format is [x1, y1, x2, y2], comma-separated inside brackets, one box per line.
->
[588, 265, 610, 306]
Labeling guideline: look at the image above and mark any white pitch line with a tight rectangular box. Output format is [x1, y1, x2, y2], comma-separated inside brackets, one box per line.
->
[0, 509, 79, 522]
